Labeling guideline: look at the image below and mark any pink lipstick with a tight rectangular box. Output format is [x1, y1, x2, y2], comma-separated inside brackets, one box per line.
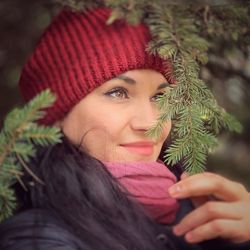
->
[120, 141, 154, 156]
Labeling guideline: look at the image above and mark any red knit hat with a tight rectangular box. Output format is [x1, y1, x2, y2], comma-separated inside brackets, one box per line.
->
[19, 7, 175, 125]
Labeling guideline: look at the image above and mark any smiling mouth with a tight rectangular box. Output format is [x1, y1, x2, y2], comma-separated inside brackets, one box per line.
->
[120, 142, 154, 156]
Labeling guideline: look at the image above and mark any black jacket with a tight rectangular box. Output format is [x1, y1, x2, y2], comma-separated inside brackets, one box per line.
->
[1, 199, 250, 250]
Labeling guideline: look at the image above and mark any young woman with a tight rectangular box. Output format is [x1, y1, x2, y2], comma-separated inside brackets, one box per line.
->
[0, 7, 250, 250]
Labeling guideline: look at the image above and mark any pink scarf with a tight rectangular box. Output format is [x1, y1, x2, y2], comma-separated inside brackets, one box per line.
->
[104, 161, 179, 224]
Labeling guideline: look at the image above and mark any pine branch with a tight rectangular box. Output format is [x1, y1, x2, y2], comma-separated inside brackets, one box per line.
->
[0, 186, 16, 222]
[52, 0, 104, 11]
[0, 89, 62, 222]
[144, 4, 242, 173]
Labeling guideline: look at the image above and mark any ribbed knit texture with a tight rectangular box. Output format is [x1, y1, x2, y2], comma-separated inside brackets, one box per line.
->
[19, 7, 175, 125]
[104, 161, 179, 224]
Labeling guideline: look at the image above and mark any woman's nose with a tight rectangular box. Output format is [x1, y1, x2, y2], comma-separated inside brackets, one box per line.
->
[130, 101, 158, 131]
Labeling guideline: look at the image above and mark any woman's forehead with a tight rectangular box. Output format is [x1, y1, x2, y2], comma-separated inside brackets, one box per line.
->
[111, 69, 168, 86]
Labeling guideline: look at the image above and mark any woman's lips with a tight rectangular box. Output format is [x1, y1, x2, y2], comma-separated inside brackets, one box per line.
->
[120, 142, 154, 156]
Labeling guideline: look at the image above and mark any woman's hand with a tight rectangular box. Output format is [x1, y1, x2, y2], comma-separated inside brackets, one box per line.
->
[168, 172, 250, 244]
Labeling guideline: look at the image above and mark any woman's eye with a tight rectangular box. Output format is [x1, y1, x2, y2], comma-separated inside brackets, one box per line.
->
[104, 87, 129, 99]
[151, 92, 165, 102]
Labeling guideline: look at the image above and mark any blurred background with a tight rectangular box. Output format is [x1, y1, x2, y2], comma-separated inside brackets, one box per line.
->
[0, 0, 249, 188]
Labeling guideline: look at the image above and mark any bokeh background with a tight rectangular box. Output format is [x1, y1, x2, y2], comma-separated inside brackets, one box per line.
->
[0, 1, 249, 188]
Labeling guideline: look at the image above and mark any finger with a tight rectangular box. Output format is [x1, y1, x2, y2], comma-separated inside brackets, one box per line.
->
[184, 219, 249, 244]
[168, 172, 248, 201]
[173, 201, 242, 236]
[180, 172, 210, 207]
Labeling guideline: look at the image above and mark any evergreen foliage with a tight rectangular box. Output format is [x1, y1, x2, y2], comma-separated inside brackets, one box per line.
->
[0, 90, 61, 222]
[142, 3, 247, 172]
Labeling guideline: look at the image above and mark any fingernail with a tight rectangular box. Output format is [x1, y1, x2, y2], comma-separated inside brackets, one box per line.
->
[168, 185, 182, 197]
[185, 232, 195, 243]
[173, 226, 183, 236]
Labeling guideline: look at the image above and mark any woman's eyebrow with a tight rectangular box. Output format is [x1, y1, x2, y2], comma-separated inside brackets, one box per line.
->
[114, 75, 136, 84]
[114, 75, 170, 89]
[157, 83, 170, 90]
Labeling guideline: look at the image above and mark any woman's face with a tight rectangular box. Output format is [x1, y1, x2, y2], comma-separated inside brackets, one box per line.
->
[61, 69, 172, 162]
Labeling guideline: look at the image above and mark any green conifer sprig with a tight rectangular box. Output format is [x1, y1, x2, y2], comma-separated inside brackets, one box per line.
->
[0, 89, 62, 222]
[143, 4, 243, 173]
[203, 5, 250, 44]
[53, 0, 104, 11]
[0, 187, 16, 224]
[105, 0, 149, 25]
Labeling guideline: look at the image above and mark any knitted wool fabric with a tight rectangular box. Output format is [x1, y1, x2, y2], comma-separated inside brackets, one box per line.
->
[104, 161, 179, 224]
[19, 7, 175, 125]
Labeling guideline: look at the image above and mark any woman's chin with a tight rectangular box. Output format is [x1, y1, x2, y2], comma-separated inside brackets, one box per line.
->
[103, 151, 158, 163]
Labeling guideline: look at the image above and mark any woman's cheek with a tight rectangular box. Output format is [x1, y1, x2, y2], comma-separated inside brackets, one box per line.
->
[161, 121, 172, 141]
